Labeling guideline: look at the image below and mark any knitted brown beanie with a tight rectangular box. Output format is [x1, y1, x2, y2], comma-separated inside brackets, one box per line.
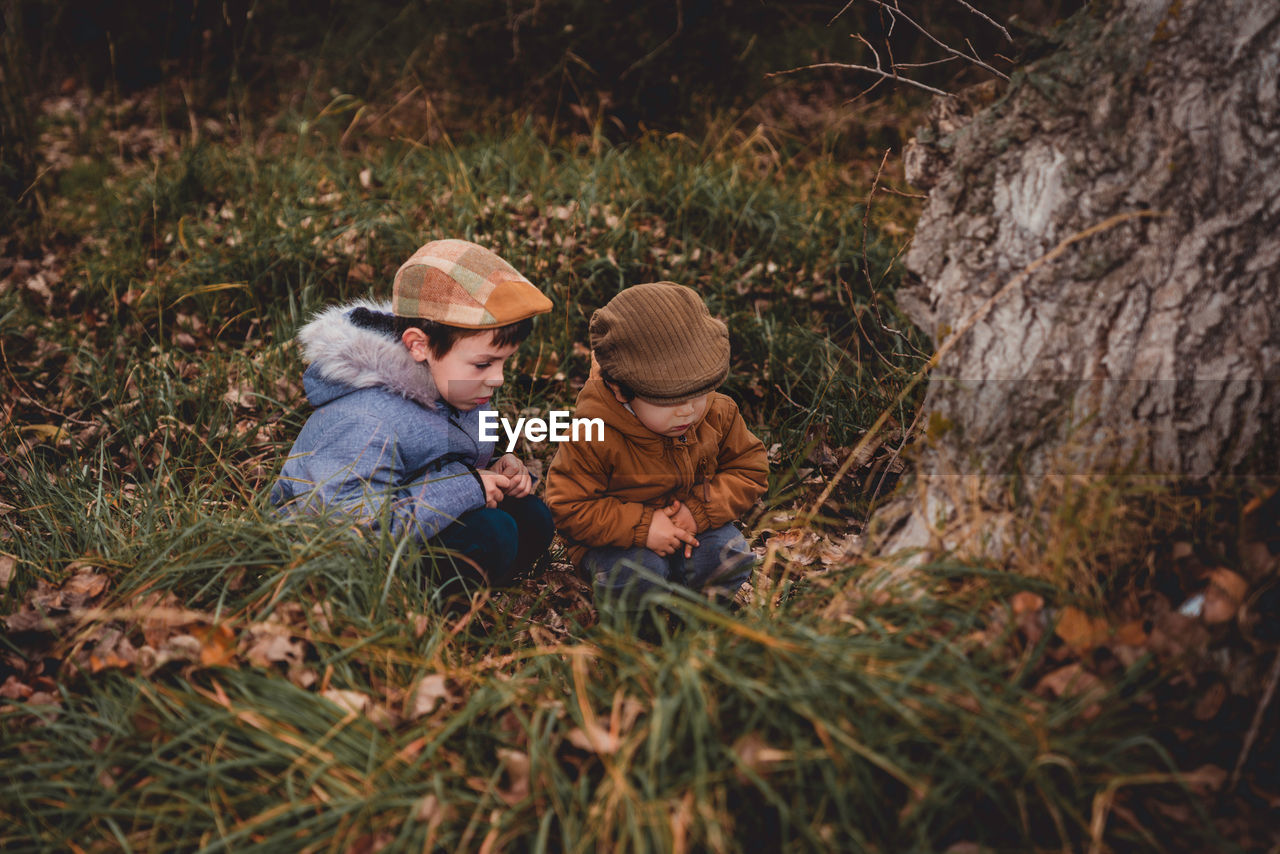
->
[590, 282, 730, 404]
[392, 239, 552, 328]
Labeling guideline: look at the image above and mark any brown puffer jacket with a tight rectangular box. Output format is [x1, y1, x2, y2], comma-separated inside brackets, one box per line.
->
[545, 372, 769, 567]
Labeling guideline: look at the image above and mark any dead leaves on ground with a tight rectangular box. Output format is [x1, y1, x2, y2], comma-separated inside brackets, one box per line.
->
[2, 559, 337, 723]
[0, 558, 597, 739]
[975, 541, 1280, 830]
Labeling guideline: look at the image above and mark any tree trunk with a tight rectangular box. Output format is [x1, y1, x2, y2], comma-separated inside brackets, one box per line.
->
[880, 0, 1279, 554]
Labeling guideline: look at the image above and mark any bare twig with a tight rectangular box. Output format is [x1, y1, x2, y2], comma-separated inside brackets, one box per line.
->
[841, 75, 887, 106]
[865, 0, 1009, 80]
[895, 57, 960, 70]
[861, 149, 892, 294]
[877, 185, 928, 200]
[16, 165, 53, 204]
[861, 150, 918, 346]
[1230, 648, 1280, 790]
[0, 338, 96, 428]
[865, 405, 923, 521]
[621, 0, 683, 80]
[828, 0, 858, 27]
[769, 62, 952, 99]
[781, 0, 1012, 97]
[952, 0, 1014, 42]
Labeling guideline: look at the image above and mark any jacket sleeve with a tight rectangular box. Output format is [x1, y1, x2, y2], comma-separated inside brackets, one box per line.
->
[391, 460, 487, 540]
[283, 412, 486, 540]
[682, 403, 769, 533]
[545, 440, 655, 549]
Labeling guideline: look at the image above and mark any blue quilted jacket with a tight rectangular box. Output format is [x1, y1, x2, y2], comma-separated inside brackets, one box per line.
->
[271, 300, 496, 541]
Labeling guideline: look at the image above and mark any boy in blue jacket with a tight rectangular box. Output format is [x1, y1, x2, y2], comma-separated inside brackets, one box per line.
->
[272, 239, 554, 589]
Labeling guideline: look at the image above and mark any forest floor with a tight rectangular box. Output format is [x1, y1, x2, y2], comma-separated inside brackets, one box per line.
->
[1, 72, 1278, 852]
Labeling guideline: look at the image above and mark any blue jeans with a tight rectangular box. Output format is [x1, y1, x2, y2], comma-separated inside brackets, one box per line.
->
[431, 495, 554, 589]
[583, 523, 755, 609]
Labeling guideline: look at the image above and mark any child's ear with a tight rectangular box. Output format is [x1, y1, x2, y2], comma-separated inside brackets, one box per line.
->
[401, 327, 431, 363]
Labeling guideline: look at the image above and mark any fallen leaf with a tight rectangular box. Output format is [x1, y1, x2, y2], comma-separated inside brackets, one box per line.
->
[323, 689, 372, 717]
[241, 622, 305, 669]
[89, 651, 136, 673]
[310, 602, 332, 635]
[196, 623, 237, 668]
[58, 564, 109, 609]
[818, 533, 863, 566]
[86, 627, 140, 673]
[4, 607, 65, 633]
[494, 748, 531, 805]
[139, 594, 195, 647]
[0, 675, 33, 700]
[1201, 568, 1247, 624]
[414, 793, 451, 823]
[221, 384, 255, 408]
[1183, 764, 1228, 793]
[1112, 620, 1148, 646]
[772, 529, 805, 549]
[0, 554, 15, 590]
[1010, 592, 1044, 615]
[155, 634, 203, 667]
[19, 424, 68, 444]
[1054, 606, 1109, 653]
[346, 832, 393, 854]
[405, 674, 450, 721]
[321, 689, 395, 728]
[1035, 663, 1107, 718]
[1192, 682, 1227, 721]
[733, 732, 791, 779]
[566, 721, 620, 755]
[1148, 610, 1211, 658]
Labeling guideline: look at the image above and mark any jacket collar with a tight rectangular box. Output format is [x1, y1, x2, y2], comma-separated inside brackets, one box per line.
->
[296, 299, 441, 408]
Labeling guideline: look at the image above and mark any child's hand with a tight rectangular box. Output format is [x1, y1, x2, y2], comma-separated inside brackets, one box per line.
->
[477, 469, 512, 508]
[664, 500, 699, 557]
[646, 505, 699, 557]
[491, 453, 533, 497]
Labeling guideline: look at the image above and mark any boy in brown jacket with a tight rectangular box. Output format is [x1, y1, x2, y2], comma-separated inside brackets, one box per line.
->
[545, 282, 769, 608]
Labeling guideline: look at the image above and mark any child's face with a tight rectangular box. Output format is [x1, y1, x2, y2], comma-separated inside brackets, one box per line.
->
[612, 387, 710, 438]
[406, 329, 518, 411]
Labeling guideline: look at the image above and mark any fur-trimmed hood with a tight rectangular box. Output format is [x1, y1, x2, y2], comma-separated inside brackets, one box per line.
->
[297, 299, 440, 409]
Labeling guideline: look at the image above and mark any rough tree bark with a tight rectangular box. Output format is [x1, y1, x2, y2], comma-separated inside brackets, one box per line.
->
[880, 0, 1279, 554]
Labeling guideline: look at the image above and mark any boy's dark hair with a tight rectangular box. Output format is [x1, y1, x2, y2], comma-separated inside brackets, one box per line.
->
[598, 367, 636, 402]
[349, 306, 532, 358]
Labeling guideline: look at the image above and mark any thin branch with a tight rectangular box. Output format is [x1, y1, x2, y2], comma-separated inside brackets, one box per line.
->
[769, 62, 952, 98]
[877, 186, 929, 200]
[620, 0, 683, 80]
[0, 338, 96, 428]
[840, 74, 887, 106]
[861, 148, 892, 294]
[865, 0, 1009, 81]
[787, 0, 1009, 96]
[843, 34, 891, 103]
[952, 0, 1014, 42]
[865, 405, 923, 523]
[1231, 648, 1280, 790]
[895, 57, 960, 69]
[827, 0, 859, 27]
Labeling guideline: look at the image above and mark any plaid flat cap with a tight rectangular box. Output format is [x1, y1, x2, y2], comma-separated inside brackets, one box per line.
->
[392, 239, 552, 328]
